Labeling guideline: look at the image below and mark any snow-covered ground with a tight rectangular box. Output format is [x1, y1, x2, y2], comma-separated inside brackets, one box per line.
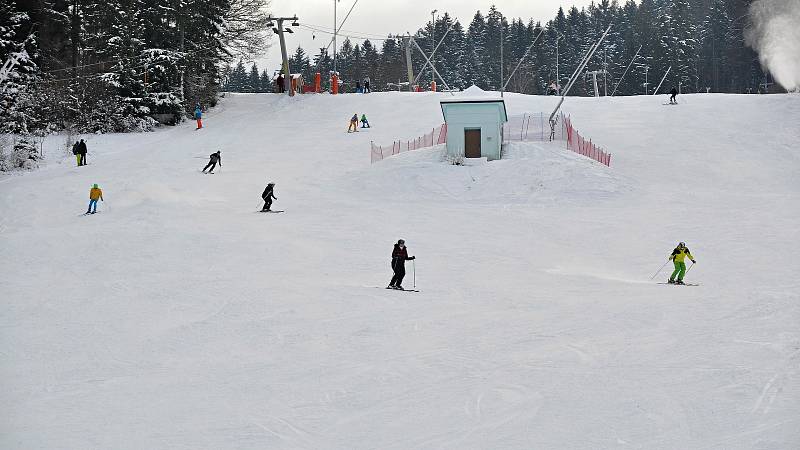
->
[1, 91, 799, 449]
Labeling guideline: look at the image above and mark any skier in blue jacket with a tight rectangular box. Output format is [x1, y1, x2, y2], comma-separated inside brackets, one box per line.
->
[194, 104, 203, 129]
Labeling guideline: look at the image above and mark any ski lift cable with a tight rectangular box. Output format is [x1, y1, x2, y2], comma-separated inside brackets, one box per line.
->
[501, 28, 545, 92]
[411, 18, 458, 86]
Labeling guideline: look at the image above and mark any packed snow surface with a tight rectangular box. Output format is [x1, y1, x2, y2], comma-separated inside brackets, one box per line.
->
[2, 91, 799, 449]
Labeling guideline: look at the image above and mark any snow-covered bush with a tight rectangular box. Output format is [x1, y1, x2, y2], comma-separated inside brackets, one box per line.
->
[0, 136, 40, 171]
[443, 147, 465, 166]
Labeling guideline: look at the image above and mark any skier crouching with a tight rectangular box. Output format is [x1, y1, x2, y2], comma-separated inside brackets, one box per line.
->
[360, 114, 370, 128]
[261, 182, 277, 211]
[202, 150, 222, 173]
[668, 241, 696, 284]
[388, 239, 415, 290]
[347, 114, 359, 133]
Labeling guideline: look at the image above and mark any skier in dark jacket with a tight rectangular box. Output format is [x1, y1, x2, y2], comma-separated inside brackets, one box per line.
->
[72, 141, 80, 166]
[77, 139, 88, 165]
[388, 239, 415, 290]
[669, 87, 678, 104]
[261, 182, 277, 211]
[202, 151, 221, 173]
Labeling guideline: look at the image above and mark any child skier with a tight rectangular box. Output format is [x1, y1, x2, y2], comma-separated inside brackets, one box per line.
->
[360, 114, 370, 128]
[261, 182, 277, 211]
[86, 184, 103, 214]
[202, 151, 222, 173]
[194, 103, 203, 129]
[355, 80, 362, 93]
[669, 87, 678, 104]
[347, 114, 359, 133]
[388, 239, 415, 290]
[667, 242, 696, 284]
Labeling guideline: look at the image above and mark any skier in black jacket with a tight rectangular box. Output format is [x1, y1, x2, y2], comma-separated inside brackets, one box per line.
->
[388, 239, 415, 290]
[669, 87, 678, 104]
[77, 139, 88, 166]
[202, 151, 221, 173]
[261, 182, 277, 211]
[72, 141, 80, 166]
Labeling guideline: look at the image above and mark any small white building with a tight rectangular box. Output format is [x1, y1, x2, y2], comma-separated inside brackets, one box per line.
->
[440, 87, 508, 161]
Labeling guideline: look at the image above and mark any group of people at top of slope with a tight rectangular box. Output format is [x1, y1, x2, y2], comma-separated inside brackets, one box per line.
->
[71, 139, 88, 166]
[354, 77, 371, 94]
[348, 113, 370, 133]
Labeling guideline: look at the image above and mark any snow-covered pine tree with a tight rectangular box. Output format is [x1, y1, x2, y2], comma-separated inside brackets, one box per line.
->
[699, 0, 731, 92]
[248, 63, 260, 93]
[659, 0, 698, 93]
[465, 11, 488, 89]
[0, 1, 39, 135]
[361, 40, 379, 88]
[260, 68, 272, 93]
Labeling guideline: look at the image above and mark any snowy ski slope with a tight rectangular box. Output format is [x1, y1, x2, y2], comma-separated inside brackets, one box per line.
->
[1, 91, 799, 449]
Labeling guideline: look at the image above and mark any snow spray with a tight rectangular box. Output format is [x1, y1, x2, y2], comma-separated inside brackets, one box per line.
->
[745, 0, 800, 92]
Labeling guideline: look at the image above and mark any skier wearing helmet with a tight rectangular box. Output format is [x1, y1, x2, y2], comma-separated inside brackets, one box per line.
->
[86, 184, 103, 214]
[388, 239, 415, 290]
[668, 242, 696, 284]
[261, 182, 277, 212]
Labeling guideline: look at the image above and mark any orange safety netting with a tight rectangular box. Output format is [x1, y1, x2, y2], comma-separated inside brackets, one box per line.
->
[370, 124, 448, 163]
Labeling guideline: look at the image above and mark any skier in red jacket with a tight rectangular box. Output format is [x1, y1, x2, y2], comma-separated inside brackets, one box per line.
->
[388, 239, 415, 290]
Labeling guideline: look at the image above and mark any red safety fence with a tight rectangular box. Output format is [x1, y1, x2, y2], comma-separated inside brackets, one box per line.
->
[371, 124, 447, 163]
[562, 114, 611, 167]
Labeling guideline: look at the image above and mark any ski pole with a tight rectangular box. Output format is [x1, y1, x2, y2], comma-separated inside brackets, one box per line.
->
[413, 259, 416, 289]
[686, 261, 695, 273]
[650, 259, 670, 280]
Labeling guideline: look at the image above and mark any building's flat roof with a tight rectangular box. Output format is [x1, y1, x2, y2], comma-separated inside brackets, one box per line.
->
[440, 98, 508, 122]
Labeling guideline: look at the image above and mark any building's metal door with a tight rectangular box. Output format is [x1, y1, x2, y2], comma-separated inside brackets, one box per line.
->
[464, 129, 481, 158]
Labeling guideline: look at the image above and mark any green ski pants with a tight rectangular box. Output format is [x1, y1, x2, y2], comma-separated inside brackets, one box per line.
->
[670, 261, 686, 281]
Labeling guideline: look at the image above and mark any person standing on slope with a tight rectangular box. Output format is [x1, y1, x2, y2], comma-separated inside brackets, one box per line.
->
[72, 141, 80, 166]
[77, 139, 88, 166]
[363, 76, 371, 93]
[669, 87, 678, 104]
[668, 242, 696, 284]
[86, 183, 103, 214]
[347, 114, 359, 133]
[202, 151, 222, 173]
[194, 103, 203, 129]
[261, 182, 277, 211]
[388, 239, 415, 290]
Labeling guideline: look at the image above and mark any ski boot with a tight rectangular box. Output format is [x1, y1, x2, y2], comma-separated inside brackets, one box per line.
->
[675, 280, 685, 285]
[667, 279, 675, 284]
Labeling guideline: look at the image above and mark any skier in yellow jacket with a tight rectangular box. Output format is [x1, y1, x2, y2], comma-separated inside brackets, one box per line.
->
[86, 184, 103, 214]
[668, 242, 696, 284]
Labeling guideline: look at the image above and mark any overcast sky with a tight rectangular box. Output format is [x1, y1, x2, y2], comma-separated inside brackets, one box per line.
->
[256, 0, 597, 73]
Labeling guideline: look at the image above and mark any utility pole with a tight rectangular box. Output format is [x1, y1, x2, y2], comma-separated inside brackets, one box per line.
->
[404, 35, 415, 91]
[556, 35, 560, 94]
[500, 25, 504, 97]
[431, 9, 437, 86]
[603, 48, 608, 96]
[333, 0, 338, 75]
[267, 16, 300, 96]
